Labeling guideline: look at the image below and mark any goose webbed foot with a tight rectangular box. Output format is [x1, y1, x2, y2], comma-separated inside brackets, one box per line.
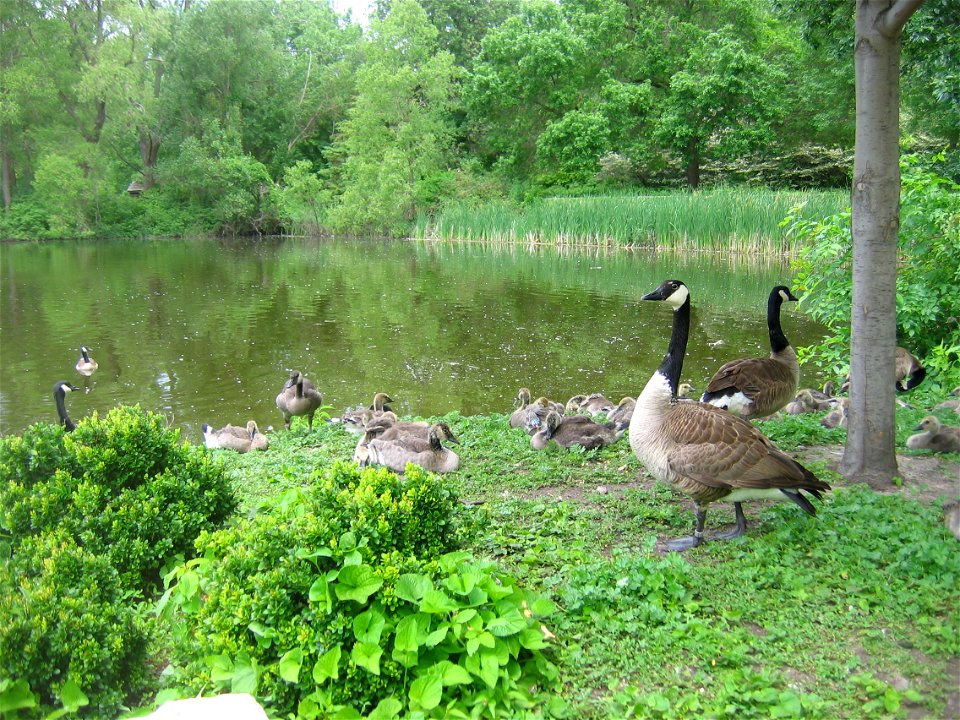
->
[665, 506, 706, 552]
[710, 502, 747, 541]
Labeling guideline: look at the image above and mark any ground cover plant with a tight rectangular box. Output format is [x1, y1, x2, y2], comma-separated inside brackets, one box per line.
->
[190, 391, 960, 719]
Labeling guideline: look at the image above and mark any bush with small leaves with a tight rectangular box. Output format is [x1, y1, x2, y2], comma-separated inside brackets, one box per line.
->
[0, 405, 237, 596]
[0, 532, 152, 719]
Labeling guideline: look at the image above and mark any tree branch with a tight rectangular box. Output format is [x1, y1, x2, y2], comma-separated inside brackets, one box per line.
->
[880, 0, 926, 36]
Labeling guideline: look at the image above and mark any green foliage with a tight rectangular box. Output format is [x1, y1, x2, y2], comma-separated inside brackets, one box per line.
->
[159, 461, 562, 718]
[31, 154, 92, 238]
[0, 405, 237, 596]
[791, 157, 960, 376]
[0, 532, 151, 719]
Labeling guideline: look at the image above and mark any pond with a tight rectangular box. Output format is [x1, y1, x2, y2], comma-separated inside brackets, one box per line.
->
[0, 236, 828, 440]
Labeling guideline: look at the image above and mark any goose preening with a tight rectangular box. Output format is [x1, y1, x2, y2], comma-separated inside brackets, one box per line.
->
[576, 393, 617, 416]
[510, 389, 560, 433]
[784, 388, 837, 415]
[629, 279, 830, 551]
[275, 371, 324, 430]
[700, 286, 800, 419]
[75, 346, 98, 376]
[203, 421, 269, 452]
[333, 392, 394, 434]
[839, 347, 926, 395]
[359, 410, 431, 442]
[906, 416, 960, 453]
[530, 410, 622, 450]
[354, 422, 460, 473]
[53, 380, 80, 431]
[606, 397, 636, 427]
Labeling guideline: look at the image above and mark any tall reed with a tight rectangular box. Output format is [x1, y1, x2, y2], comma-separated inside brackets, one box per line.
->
[416, 187, 848, 254]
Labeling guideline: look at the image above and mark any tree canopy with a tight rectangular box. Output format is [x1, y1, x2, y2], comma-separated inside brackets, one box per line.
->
[1, 0, 956, 237]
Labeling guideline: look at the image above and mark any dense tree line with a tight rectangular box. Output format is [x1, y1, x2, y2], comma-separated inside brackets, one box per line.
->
[1, 0, 956, 238]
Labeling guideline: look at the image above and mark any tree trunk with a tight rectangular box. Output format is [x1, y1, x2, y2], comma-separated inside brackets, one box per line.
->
[840, 0, 925, 488]
[684, 138, 700, 189]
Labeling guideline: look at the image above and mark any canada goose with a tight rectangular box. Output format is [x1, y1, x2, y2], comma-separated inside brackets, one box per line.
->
[783, 388, 837, 415]
[906, 416, 960, 453]
[820, 397, 849, 428]
[360, 410, 431, 442]
[839, 347, 926, 394]
[630, 279, 830, 551]
[934, 387, 960, 414]
[677, 382, 696, 399]
[578, 393, 616, 416]
[53, 380, 80, 431]
[700, 286, 800, 419]
[530, 411, 621, 450]
[510, 388, 556, 431]
[75, 346, 98, 376]
[565, 394, 587, 414]
[334, 392, 394, 434]
[355, 423, 460, 473]
[275, 371, 323, 430]
[203, 421, 269, 452]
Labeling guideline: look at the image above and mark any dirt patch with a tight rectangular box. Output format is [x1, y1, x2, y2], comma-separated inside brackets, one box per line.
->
[796, 445, 959, 505]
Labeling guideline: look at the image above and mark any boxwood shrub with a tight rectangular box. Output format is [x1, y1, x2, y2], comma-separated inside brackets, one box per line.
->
[160, 461, 562, 718]
[0, 405, 237, 596]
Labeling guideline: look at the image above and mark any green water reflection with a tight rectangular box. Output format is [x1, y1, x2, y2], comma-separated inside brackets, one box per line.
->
[0, 237, 828, 440]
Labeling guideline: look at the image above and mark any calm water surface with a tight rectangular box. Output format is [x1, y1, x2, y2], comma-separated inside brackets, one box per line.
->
[0, 236, 828, 440]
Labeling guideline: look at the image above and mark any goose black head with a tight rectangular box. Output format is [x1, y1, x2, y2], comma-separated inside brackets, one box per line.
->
[773, 286, 799, 303]
[641, 280, 689, 310]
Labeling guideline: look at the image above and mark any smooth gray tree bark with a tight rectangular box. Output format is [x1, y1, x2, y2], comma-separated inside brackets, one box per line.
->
[841, 0, 925, 487]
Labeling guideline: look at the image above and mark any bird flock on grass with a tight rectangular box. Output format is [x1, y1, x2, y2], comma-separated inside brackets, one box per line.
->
[49, 283, 960, 550]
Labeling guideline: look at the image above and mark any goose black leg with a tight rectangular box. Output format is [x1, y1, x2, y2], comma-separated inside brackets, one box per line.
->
[710, 502, 747, 541]
[666, 505, 706, 551]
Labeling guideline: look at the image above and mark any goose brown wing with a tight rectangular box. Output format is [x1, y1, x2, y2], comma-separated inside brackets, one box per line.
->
[664, 403, 820, 490]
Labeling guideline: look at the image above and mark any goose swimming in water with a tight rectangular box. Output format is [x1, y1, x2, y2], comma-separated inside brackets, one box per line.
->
[53, 380, 80, 431]
[75, 346, 98, 376]
[629, 280, 830, 551]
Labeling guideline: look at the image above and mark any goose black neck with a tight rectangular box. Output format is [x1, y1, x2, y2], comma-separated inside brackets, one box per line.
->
[768, 291, 790, 353]
[659, 295, 690, 396]
[55, 391, 75, 431]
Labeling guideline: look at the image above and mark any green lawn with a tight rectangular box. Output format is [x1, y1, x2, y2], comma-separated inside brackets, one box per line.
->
[211, 400, 959, 719]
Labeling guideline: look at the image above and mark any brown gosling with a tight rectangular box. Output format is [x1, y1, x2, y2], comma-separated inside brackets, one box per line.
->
[275, 371, 323, 430]
[906, 415, 960, 453]
[355, 423, 460, 474]
[530, 410, 621, 451]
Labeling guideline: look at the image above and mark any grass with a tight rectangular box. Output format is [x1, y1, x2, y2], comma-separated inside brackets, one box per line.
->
[208, 394, 959, 719]
[416, 188, 848, 254]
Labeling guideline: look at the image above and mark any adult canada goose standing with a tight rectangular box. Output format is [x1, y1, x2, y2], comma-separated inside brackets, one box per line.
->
[275, 371, 323, 430]
[355, 423, 460, 473]
[906, 416, 960, 453]
[53, 380, 80, 431]
[530, 411, 622, 450]
[700, 286, 800, 419]
[630, 279, 830, 551]
[75, 346, 98, 376]
[203, 421, 269, 452]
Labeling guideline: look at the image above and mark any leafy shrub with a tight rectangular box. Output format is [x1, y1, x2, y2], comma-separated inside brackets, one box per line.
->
[159, 461, 562, 718]
[0, 405, 237, 596]
[790, 155, 960, 380]
[0, 531, 152, 719]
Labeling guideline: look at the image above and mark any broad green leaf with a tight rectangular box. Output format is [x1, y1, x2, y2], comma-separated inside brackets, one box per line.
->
[336, 565, 383, 604]
[206, 654, 234, 685]
[425, 625, 449, 647]
[528, 596, 557, 617]
[313, 645, 342, 683]
[351, 641, 383, 675]
[59, 680, 89, 712]
[279, 648, 303, 683]
[409, 673, 443, 710]
[339, 531, 358, 551]
[486, 608, 527, 637]
[180, 569, 200, 599]
[0, 679, 37, 712]
[394, 614, 423, 652]
[353, 608, 386, 644]
[478, 649, 500, 688]
[309, 575, 333, 610]
[452, 609, 477, 624]
[420, 589, 459, 614]
[368, 697, 403, 720]
[231, 654, 258, 694]
[396, 573, 433, 603]
[519, 627, 549, 650]
[444, 571, 478, 596]
[437, 661, 473, 686]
